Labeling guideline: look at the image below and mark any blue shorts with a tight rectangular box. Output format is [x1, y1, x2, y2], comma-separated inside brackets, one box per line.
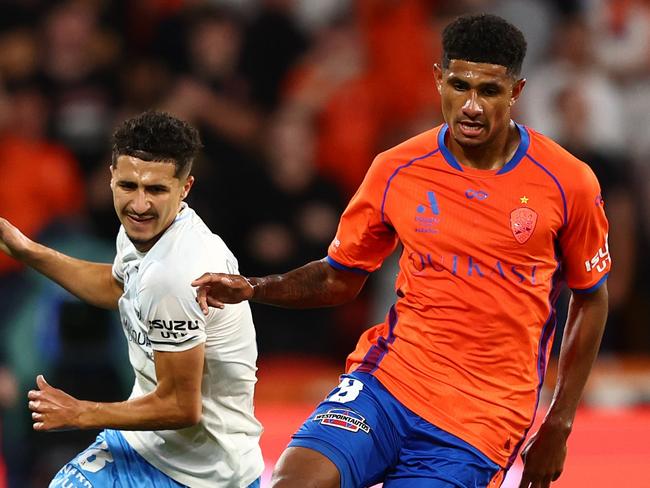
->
[289, 372, 502, 488]
[50, 429, 261, 488]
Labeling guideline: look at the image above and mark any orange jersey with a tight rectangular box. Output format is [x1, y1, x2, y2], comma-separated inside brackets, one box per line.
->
[327, 123, 610, 467]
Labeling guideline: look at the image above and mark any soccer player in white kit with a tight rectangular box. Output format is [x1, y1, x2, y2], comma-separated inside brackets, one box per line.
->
[0, 111, 263, 487]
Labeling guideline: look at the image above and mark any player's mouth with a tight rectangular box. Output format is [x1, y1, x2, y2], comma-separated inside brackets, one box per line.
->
[126, 213, 156, 227]
[457, 120, 485, 137]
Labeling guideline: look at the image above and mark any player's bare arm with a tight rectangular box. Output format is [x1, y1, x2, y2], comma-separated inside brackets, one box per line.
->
[0, 218, 123, 310]
[28, 343, 204, 431]
[192, 258, 368, 314]
[519, 284, 608, 488]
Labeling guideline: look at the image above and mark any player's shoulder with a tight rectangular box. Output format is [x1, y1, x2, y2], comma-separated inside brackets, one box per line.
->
[142, 210, 238, 291]
[525, 126, 599, 191]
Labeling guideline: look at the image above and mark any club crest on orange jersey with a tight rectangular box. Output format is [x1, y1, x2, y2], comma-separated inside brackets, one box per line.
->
[510, 207, 538, 244]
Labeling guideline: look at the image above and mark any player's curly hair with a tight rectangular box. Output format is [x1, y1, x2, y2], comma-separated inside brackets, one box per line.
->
[442, 14, 527, 77]
[111, 110, 202, 178]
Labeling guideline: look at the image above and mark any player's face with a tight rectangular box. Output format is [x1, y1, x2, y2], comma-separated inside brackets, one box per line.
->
[110, 156, 194, 252]
[434, 59, 525, 148]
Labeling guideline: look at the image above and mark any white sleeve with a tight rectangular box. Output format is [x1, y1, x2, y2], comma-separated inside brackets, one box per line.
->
[112, 228, 127, 283]
[140, 270, 208, 353]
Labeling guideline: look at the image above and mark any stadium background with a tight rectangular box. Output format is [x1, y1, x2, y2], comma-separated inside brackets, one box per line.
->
[0, 0, 648, 486]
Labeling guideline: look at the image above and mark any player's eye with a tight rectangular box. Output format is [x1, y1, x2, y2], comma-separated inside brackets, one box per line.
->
[118, 182, 137, 190]
[482, 86, 500, 96]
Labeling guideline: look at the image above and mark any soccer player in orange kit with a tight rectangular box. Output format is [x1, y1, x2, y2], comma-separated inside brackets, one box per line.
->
[193, 14, 610, 488]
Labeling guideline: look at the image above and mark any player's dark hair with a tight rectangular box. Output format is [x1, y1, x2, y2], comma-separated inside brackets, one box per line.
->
[111, 110, 202, 178]
[442, 14, 527, 77]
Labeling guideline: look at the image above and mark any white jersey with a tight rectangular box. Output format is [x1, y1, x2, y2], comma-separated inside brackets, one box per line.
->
[112, 204, 263, 488]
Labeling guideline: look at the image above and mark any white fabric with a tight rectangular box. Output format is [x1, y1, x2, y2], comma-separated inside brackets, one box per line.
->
[112, 204, 263, 488]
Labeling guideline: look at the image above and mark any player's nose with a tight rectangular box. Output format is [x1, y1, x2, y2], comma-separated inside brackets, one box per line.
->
[131, 189, 150, 214]
[462, 92, 483, 118]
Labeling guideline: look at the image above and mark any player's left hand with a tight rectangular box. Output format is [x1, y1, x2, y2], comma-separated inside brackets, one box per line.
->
[28, 375, 83, 431]
[518, 420, 570, 488]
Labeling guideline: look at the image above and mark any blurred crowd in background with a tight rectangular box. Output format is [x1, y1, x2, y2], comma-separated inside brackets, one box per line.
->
[0, 0, 648, 486]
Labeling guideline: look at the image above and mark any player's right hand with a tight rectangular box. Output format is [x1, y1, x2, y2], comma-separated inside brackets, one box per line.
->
[0, 218, 31, 258]
[192, 273, 254, 315]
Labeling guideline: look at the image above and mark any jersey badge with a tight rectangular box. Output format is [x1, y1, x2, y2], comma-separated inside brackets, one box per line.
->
[510, 207, 538, 244]
[313, 408, 371, 434]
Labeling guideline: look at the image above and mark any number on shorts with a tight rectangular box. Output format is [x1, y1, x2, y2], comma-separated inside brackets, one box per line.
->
[328, 378, 364, 403]
[77, 441, 114, 473]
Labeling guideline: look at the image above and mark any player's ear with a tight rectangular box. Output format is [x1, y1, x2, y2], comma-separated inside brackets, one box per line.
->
[181, 175, 194, 200]
[510, 78, 526, 106]
[433, 64, 444, 94]
[109, 164, 115, 188]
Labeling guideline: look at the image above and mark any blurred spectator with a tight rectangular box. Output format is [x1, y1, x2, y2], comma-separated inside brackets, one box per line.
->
[160, 4, 268, 253]
[586, 0, 650, 156]
[0, 79, 85, 487]
[0, 28, 39, 85]
[284, 0, 441, 199]
[242, 107, 352, 357]
[37, 0, 120, 173]
[521, 15, 626, 153]
[283, 14, 380, 198]
[588, 0, 650, 78]
[482, 0, 559, 72]
[240, 0, 310, 111]
[0, 82, 84, 277]
[0, 366, 17, 488]
[553, 84, 641, 350]
[357, 0, 441, 138]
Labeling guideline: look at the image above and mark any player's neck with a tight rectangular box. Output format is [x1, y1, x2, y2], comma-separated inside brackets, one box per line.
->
[448, 121, 520, 171]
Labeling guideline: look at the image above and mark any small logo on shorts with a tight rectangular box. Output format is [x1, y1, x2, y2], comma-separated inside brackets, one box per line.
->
[314, 408, 371, 434]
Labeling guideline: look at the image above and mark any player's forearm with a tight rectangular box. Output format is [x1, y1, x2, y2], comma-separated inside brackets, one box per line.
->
[19, 240, 121, 310]
[76, 390, 201, 431]
[247, 259, 363, 308]
[543, 286, 608, 432]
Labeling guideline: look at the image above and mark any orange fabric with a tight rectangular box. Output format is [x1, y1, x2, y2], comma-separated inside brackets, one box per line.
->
[0, 135, 84, 273]
[315, 75, 383, 198]
[284, 0, 441, 198]
[357, 0, 440, 124]
[328, 124, 610, 467]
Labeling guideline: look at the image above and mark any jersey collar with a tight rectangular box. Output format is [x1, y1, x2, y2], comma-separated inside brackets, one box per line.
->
[437, 122, 530, 175]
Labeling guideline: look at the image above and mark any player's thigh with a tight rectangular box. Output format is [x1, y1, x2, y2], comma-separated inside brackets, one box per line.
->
[384, 416, 503, 488]
[271, 446, 340, 488]
[286, 373, 403, 488]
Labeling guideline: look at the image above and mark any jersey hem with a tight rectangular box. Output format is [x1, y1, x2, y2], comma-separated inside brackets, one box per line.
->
[325, 256, 370, 275]
[570, 273, 609, 294]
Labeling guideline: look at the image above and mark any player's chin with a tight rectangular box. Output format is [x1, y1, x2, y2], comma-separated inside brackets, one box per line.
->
[455, 135, 488, 149]
[124, 229, 156, 247]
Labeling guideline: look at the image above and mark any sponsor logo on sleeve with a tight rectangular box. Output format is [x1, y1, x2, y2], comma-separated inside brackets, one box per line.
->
[148, 319, 200, 340]
[584, 240, 610, 273]
[313, 408, 371, 434]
